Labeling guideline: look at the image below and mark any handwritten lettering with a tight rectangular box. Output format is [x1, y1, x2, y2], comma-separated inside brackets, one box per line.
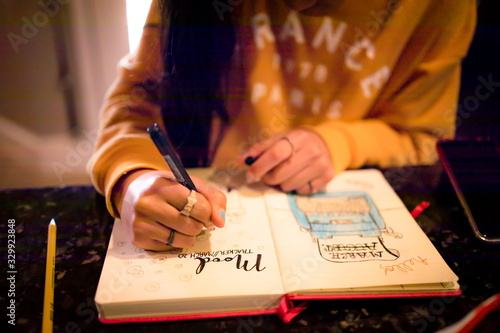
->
[194, 254, 266, 274]
[323, 242, 378, 252]
[330, 251, 383, 260]
[380, 256, 428, 275]
[189, 249, 254, 259]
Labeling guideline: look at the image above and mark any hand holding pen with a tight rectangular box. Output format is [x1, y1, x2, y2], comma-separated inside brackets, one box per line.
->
[110, 124, 226, 251]
[237, 129, 335, 194]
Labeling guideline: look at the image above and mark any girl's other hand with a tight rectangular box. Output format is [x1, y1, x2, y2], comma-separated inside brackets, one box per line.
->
[238, 129, 334, 194]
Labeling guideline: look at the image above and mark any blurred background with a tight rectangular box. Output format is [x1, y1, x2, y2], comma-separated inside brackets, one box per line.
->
[0, 0, 152, 188]
[0, 0, 498, 189]
[455, 0, 500, 143]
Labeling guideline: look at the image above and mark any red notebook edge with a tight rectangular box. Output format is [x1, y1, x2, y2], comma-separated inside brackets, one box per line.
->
[98, 289, 462, 324]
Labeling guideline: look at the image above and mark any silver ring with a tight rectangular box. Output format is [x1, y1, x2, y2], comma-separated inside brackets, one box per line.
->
[180, 190, 197, 217]
[279, 137, 295, 159]
[166, 229, 176, 246]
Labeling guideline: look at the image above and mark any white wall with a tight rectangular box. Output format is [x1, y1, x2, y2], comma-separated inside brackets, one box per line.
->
[0, 0, 130, 189]
[69, 0, 130, 134]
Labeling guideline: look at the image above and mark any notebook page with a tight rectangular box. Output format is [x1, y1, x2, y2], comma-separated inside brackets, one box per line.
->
[95, 186, 284, 318]
[264, 169, 458, 294]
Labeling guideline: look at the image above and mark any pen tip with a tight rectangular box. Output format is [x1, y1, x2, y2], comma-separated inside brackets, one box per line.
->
[245, 156, 256, 166]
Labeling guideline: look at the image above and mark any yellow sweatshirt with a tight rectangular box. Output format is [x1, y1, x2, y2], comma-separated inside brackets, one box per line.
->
[88, 0, 476, 218]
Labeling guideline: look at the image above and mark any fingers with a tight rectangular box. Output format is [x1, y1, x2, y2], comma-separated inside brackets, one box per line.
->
[243, 137, 295, 183]
[192, 176, 227, 228]
[236, 135, 284, 167]
[263, 141, 333, 192]
[121, 170, 226, 251]
[130, 218, 199, 251]
[278, 161, 333, 194]
[239, 136, 295, 183]
[153, 180, 214, 228]
[135, 195, 204, 235]
[238, 129, 334, 194]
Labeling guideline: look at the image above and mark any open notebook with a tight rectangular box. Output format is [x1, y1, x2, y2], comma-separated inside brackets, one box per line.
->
[95, 169, 459, 323]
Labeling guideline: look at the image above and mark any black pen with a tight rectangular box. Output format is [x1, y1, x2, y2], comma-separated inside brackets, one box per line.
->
[244, 137, 294, 166]
[147, 123, 198, 192]
[244, 156, 257, 166]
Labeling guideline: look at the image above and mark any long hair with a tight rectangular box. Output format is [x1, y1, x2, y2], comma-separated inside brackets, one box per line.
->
[157, 0, 235, 167]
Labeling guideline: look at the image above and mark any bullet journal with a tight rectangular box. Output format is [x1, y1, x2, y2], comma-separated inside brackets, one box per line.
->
[95, 169, 459, 323]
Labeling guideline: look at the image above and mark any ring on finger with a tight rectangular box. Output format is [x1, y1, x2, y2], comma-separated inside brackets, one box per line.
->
[180, 190, 197, 217]
[166, 229, 176, 246]
[308, 180, 314, 193]
[279, 136, 295, 159]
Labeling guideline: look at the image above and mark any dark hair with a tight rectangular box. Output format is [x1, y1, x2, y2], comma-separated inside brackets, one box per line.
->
[157, 0, 235, 167]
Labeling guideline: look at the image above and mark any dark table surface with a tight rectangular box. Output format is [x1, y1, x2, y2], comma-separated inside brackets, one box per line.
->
[1, 164, 499, 333]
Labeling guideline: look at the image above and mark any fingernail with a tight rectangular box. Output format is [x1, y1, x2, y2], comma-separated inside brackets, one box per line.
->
[219, 209, 226, 222]
[246, 173, 254, 183]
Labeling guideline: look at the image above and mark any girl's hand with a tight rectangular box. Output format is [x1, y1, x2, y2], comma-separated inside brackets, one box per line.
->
[113, 170, 226, 251]
[238, 129, 334, 194]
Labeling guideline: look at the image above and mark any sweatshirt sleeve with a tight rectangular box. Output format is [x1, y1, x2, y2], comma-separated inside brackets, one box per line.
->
[87, 2, 167, 218]
[309, 0, 477, 175]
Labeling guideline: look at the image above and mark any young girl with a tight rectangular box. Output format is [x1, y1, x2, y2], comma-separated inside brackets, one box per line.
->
[88, 0, 476, 250]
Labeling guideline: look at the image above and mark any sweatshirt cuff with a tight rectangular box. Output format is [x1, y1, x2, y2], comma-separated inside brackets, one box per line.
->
[87, 137, 169, 218]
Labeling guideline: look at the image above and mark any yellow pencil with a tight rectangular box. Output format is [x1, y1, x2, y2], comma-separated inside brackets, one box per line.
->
[42, 218, 56, 333]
